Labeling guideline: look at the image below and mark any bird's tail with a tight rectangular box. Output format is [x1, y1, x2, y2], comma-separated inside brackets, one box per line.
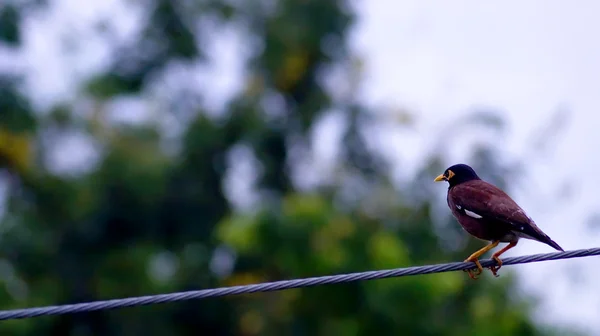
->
[543, 236, 564, 252]
[525, 220, 564, 251]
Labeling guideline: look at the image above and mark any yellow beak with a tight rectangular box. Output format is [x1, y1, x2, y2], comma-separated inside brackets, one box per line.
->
[434, 174, 446, 182]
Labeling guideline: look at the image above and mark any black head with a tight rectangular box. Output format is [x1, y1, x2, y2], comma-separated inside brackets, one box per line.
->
[434, 163, 481, 188]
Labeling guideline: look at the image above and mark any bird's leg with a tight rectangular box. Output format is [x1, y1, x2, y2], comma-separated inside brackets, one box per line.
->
[463, 240, 499, 280]
[488, 241, 518, 277]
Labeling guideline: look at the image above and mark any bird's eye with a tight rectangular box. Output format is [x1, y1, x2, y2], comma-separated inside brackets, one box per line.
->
[446, 170, 455, 179]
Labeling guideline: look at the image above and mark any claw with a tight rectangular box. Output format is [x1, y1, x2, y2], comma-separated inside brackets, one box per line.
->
[489, 256, 503, 277]
[487, 241, 518, 278]
[464, 257, 484, 280]
[462, 240, 499, 280]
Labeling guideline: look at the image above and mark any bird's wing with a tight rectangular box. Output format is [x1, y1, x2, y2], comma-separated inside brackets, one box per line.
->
[449, 180, 550, 242]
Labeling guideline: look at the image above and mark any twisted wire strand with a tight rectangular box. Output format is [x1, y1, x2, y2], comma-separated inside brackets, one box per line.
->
[1, 247, 598, 321]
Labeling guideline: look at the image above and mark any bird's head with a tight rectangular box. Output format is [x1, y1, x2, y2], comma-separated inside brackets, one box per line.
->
[434, 163, 481, 187]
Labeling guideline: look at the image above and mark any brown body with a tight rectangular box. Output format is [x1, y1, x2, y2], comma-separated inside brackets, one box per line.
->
[447, 179, 562, 250]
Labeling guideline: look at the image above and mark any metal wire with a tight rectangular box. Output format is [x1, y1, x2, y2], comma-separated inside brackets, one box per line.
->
[0, 247, 598, 321]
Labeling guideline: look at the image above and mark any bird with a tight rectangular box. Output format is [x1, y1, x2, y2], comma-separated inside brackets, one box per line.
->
[434, 163, 564, 279]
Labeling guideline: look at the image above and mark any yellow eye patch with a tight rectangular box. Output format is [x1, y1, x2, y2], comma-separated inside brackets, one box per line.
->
[447, 170, 455, 180]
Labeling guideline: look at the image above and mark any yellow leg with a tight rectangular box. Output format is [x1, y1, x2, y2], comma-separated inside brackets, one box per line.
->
[464, 240, 499, 280]
[489, 241, 518, 277]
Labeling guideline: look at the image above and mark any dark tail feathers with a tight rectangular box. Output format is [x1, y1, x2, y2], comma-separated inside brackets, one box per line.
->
[521, 221, 564, 251]
[543, 236, 564, 252]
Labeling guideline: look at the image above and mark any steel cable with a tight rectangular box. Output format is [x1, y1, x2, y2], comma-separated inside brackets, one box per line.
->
[0, 247, 598, 321]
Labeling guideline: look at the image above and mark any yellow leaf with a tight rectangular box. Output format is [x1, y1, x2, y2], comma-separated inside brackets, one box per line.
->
[223, 272, 265, 287]
[328, 216, 355, 240]
[215, 215, 259, 253]
[239, 310, 264, 336]
[275, 51, 309, 91]
[0, 127, 33, 173]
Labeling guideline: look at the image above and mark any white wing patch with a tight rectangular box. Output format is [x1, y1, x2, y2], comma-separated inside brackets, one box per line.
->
[464, 209, 483, 219]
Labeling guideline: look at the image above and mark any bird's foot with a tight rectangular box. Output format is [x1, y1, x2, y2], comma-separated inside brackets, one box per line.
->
[489, 256, 503, 277]
[463, 257, 483, 280]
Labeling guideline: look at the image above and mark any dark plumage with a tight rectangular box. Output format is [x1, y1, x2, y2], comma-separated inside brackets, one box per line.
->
[435, 163, 564, 279]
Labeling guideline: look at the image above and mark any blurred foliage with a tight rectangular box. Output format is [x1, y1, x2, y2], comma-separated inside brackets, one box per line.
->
[0, 0, 586, 336]
[0, 5, 20, 46]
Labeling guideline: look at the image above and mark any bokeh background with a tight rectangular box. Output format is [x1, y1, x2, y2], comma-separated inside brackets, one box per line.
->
[0, 0, 598, 335]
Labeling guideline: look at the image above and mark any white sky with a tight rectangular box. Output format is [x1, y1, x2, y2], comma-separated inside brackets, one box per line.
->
[353, 1, 600, 333]
[7, 0, 600, 333]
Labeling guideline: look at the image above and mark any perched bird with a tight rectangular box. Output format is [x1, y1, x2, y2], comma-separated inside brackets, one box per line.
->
[434, 163, 564, 279]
